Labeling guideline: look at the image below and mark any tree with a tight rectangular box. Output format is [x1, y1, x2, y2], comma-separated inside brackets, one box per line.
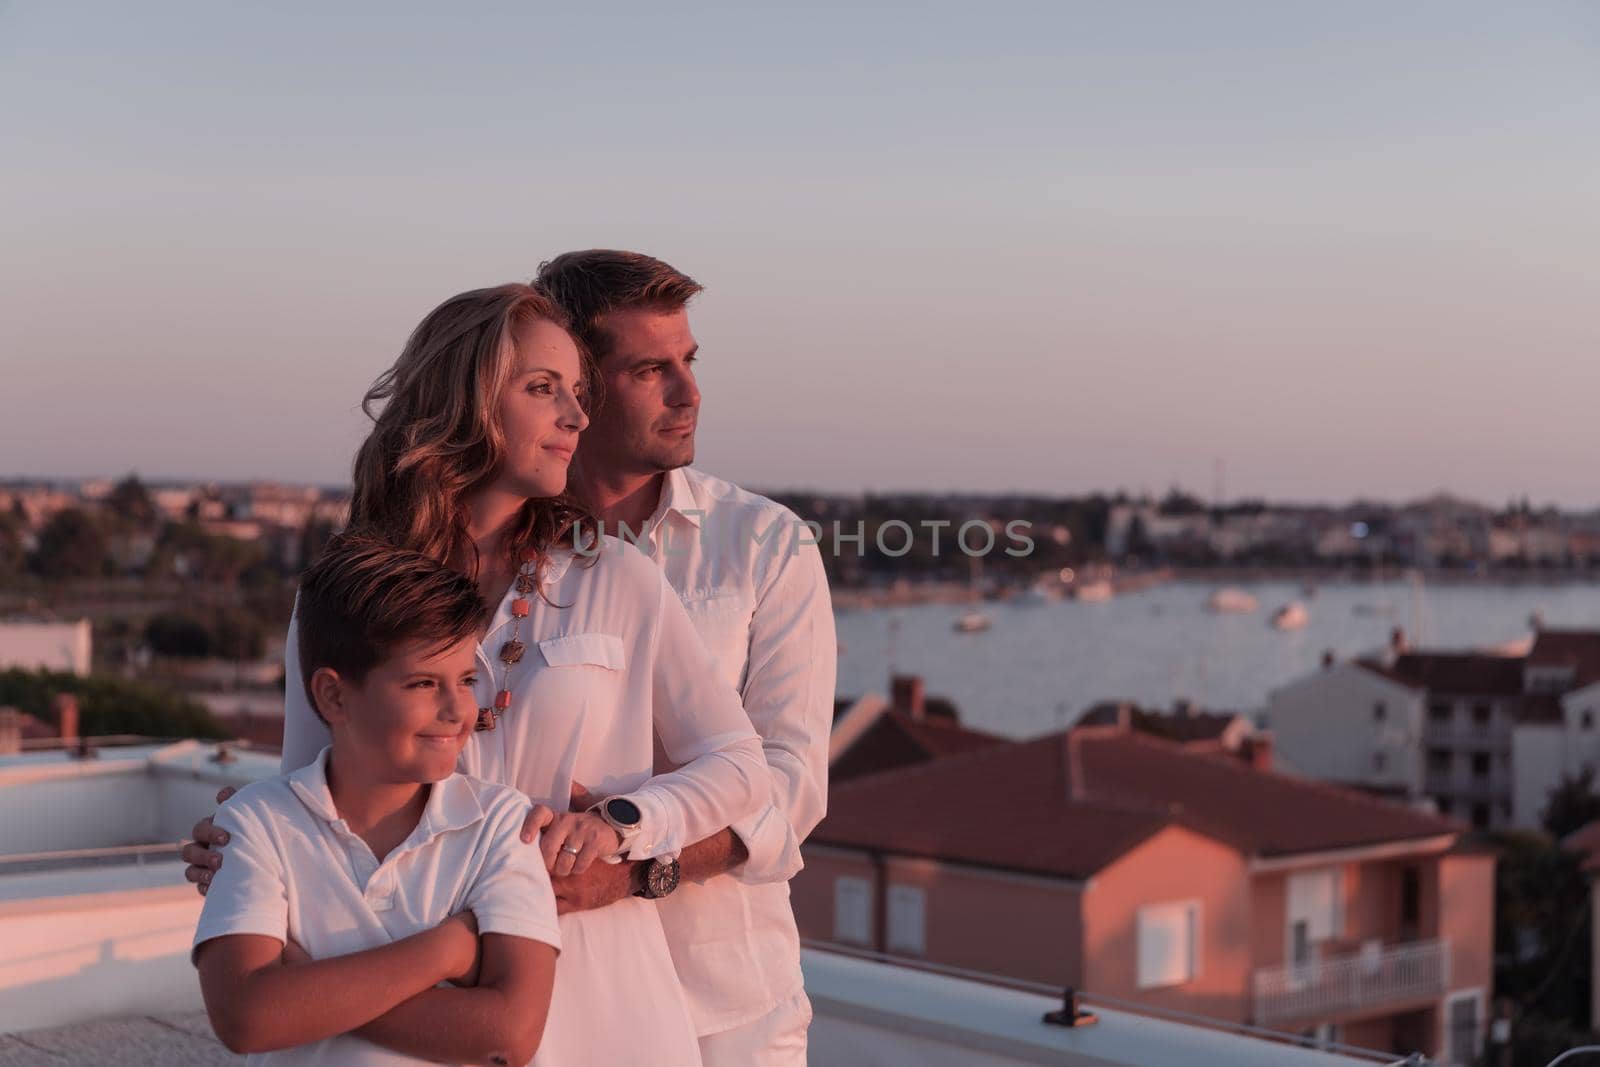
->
[1543, 768, 1600, 841]
[150, 521, 267, 584]
[0, 510, 24, 578]
[143, 613, 213, 658]
[0, 668, 225, 739]
[107, 473, 158, 525]
[30, 508, 109, 580]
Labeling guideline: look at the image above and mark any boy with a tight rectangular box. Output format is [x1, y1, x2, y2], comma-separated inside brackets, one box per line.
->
[193, 536, 560, 1065]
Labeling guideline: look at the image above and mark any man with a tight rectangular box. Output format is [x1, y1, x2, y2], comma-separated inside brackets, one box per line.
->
[536, 250, 834, 1066]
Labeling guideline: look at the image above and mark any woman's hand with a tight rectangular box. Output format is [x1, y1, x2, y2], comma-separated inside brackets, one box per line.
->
[539, 811, 623, 878]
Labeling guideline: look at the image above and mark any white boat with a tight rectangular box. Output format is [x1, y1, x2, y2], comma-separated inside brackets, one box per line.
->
[1206, 588, 1258, 614]
[954, 610, 992, 633]
[1270, 602, 1309, 630]
[1018, 583, 1060, 606]
[1073, 579, 1114, 603]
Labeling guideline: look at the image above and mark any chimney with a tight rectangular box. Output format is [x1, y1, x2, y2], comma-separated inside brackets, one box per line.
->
[53, 693, 79, 745]
[1173, 699, 1193, 719]
[1064, 729, 1087, 801]
[890, 675, 926, 721]
[1390, 627, 1408, 656]
[1242, 734, 1273, 772]
[0, 708, 20, 757]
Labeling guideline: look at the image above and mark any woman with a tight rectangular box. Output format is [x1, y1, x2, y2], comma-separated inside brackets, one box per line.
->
[213, 284, 767, 1065]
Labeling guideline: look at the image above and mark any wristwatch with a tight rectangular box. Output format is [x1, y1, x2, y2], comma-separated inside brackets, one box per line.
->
[594, 796, 642, 837]
[635, 857, 681, 900]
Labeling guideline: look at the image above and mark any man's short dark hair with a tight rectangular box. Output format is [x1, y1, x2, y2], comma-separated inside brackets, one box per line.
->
[533, 250, 702, 361]
[296, 535, 489, 721]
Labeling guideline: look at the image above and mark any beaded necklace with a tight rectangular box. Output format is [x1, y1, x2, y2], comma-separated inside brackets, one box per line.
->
[475, 564, 536, 732]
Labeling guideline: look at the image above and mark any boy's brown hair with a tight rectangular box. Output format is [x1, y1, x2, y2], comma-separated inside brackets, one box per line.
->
[533, 249, 702, 361]
[296, 535, 489, 720]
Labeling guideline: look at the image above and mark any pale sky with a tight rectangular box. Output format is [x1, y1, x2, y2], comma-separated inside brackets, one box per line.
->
[3, 2, 1599, 505]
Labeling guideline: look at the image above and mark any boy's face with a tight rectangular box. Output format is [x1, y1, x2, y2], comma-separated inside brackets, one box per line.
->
[321, 636, 480, 784]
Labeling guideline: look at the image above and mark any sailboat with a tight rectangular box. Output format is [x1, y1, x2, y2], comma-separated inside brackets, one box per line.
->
[953, 549, 992, 633]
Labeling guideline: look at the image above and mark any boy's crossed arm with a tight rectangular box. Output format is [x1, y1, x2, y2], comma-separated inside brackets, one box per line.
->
[196, 911, 476, 1054]
[197, 916, 558, 1066]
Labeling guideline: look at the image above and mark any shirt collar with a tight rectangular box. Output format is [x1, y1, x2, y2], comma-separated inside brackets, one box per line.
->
[289, 745, 487, 838]
[650, 466, 704, 530]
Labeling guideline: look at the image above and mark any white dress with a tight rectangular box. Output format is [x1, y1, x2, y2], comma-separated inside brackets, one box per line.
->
[280, 537, 769, 1066]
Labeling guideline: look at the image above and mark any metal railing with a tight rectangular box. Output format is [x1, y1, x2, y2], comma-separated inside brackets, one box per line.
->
[0, 842, 184, 876]
[1254, 938, 1450, 1025]
[800, 938, 1415, 1064]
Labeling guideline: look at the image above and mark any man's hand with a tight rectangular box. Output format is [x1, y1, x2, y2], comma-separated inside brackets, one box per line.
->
[551, 859, 638, 915]
[180, 786, 237, 896]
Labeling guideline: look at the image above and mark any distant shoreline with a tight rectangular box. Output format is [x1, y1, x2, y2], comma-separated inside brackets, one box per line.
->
[832, 565, 1600, 610]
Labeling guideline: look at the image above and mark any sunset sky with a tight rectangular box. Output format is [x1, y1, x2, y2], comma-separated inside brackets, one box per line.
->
[4, 2, 1599, 505]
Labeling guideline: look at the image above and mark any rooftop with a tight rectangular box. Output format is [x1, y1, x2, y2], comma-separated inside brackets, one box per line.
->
[0, 949, 1388, 1067]
[813, 726, 1462, 879]
[1358, 651, 1526, 695]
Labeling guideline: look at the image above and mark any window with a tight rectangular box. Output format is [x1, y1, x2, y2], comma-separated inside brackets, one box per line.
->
[1472, 703, 1492, 729]
[886, 884, 926, 956]
[1137, 901, 1200, 989]
[1583, 710, 1595, 731]
[1446, 989, 1484, 1065]
[1471, 803, 1490, 829]
[834, 876, 872, 946]
[1372, 702, 1387, 722]
[1471, 753, 1490, 779]
[1427, 749, 1452, 775]
[1429, 702, 1453, 724]
[1287, 869, 1341, 967]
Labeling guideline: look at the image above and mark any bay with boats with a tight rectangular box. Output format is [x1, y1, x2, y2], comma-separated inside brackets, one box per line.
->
[833, 574, 1600, 740]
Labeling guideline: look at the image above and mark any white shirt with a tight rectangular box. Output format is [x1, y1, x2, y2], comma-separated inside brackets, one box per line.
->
[638, 467, 837, 1035]
[193, 748, 561, 1067]
[279, 537, 768, 1065]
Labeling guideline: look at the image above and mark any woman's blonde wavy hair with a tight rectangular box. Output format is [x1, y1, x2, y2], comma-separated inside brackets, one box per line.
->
[348, 283, 598, 591]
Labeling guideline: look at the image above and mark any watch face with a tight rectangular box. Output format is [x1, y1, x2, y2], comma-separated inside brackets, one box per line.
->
[605, 797, 642, 828]
[646, 859, 680, 898]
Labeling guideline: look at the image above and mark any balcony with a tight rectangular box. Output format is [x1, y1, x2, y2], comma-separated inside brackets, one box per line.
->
[1254, 938, 1451, 1025]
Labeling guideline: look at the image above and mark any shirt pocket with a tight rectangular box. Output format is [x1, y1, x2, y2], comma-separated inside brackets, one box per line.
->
[537, 632, 626, 671]
[680, 590, 752, 691]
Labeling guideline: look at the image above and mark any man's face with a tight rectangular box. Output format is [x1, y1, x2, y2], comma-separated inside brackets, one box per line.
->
[580, 307, 701, 475]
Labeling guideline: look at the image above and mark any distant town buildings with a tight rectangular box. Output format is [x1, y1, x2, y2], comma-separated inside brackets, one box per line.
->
[0, 619, 91, 676]
[1267, 628, 1600, 832]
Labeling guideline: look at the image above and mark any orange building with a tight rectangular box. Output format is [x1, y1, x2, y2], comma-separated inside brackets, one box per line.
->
[793, 721, 1496, 1065]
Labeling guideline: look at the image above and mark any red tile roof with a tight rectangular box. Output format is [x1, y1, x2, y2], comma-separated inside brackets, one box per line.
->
[1529, 630, 1600, 688]
[813, 727, 1461, 879]
[1359, 652, 1525, 695]
[831, 711, 1007, 782]
[1076, 702, 1244, 744]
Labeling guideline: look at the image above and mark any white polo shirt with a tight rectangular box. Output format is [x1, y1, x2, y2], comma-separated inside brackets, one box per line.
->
[193, 747, 561, 1067]
[640, 467, 837, 1035]
[278, 537, 768, 1066]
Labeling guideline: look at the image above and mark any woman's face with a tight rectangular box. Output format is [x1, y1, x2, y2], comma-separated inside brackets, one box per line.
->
[491, 317, 589, 500]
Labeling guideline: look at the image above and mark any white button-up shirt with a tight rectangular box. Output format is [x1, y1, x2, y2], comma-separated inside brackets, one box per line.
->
[193, 747, 562, 1066]
[279, 537, 768, 1065]
[636, 466, 837, 1035]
